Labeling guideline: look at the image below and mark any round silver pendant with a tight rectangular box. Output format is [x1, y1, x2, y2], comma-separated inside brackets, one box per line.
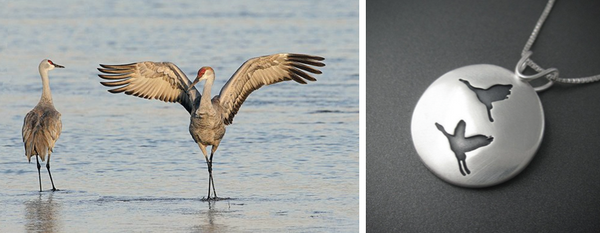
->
[411, 64, 544, 188]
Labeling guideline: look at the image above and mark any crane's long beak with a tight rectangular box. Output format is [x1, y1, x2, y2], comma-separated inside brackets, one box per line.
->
[54, 63, 65, 68]
[187, 76, 201, 92]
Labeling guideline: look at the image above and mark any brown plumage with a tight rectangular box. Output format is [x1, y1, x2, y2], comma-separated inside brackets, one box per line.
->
[98, 53, 325, 200]
[22, 108, 62, 162]
[22, 59, 64, 192]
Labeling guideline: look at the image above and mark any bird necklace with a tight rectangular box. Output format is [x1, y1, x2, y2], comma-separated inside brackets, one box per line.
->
[411, 0, 600, 188]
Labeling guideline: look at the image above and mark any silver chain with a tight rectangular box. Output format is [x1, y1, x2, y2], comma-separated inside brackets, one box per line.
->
[520, 0, 600, 84]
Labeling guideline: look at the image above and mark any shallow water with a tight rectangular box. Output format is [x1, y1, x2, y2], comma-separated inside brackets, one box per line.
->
[0, 1, 358, 232]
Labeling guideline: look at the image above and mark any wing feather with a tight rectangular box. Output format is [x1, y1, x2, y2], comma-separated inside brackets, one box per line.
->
[98, 61, 200, 114]
[217, 53, 325, 125]
[22, 110, 39, 161]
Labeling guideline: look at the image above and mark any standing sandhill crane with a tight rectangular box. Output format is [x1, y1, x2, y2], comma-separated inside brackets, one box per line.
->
[98, 53, 325, 200]
[22, 59, 64, 192]
[459, 79, 513, 122]
[435, 120, 493, 176]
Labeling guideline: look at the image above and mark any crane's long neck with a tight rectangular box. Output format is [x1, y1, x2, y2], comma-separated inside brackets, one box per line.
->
[39, 68, 53, 103]
[196, 75, 216, 115]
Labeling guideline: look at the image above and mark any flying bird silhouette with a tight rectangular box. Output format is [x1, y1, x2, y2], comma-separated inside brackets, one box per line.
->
[459, 79, 512, 122]
[435, 120, 493, 176]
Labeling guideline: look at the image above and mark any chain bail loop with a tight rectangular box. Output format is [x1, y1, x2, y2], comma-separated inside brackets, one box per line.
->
[516, 51, 557, 92]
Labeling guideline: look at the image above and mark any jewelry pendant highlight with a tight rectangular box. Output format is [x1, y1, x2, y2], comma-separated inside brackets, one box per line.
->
[411, 64, 544, 187]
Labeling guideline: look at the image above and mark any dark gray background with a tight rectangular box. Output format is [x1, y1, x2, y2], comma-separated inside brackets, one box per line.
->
[367, 0, 600, 232]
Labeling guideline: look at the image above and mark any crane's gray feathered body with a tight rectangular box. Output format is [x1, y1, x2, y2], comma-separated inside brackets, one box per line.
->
[22, 59, 64, 191]
[23, 103, 61, 162]
[98, 53, 325, 199]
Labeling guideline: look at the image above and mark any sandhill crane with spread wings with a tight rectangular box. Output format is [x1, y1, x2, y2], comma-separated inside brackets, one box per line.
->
[23, 59, 64, 192]
[436, 120, 494, 176]
[459, 79, 513, 122]
[98, 53, 325, 200]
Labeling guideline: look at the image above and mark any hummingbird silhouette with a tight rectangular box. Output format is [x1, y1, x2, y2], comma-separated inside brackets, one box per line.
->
[435, 120, 494, 176]
[459, 79, 512, 122]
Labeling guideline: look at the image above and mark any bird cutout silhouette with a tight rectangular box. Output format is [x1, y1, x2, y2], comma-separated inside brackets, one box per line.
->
[459, 79, 513, 122]
[435, 120, 494, 176]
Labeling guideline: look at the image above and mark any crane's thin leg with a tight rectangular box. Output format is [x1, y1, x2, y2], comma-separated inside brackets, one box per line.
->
[199, 145, 213, 199]
[207, 157, 217, 199]
[209, 145, 219, 198]
[458, 160, 466, 176]
[46, 153, 57, 191]
[462, 160, 471, 175]
[36, 155, 42, 192]
[205, 157, 213, 199]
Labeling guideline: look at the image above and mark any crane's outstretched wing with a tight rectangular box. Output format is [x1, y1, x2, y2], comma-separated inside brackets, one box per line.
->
[216, 53, 325, 125]
[486, 84, 513, 102]
[462, 135, 494, 152]
[454, 120, 466, 138]
[22, 108, 62, 162]
[98, 62, 200, 114]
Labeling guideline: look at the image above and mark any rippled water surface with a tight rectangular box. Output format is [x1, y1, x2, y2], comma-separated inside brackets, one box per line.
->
[0, 1, 358, 232]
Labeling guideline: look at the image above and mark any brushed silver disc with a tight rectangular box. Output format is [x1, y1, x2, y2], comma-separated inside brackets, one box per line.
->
[411, 64, 544, 187]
